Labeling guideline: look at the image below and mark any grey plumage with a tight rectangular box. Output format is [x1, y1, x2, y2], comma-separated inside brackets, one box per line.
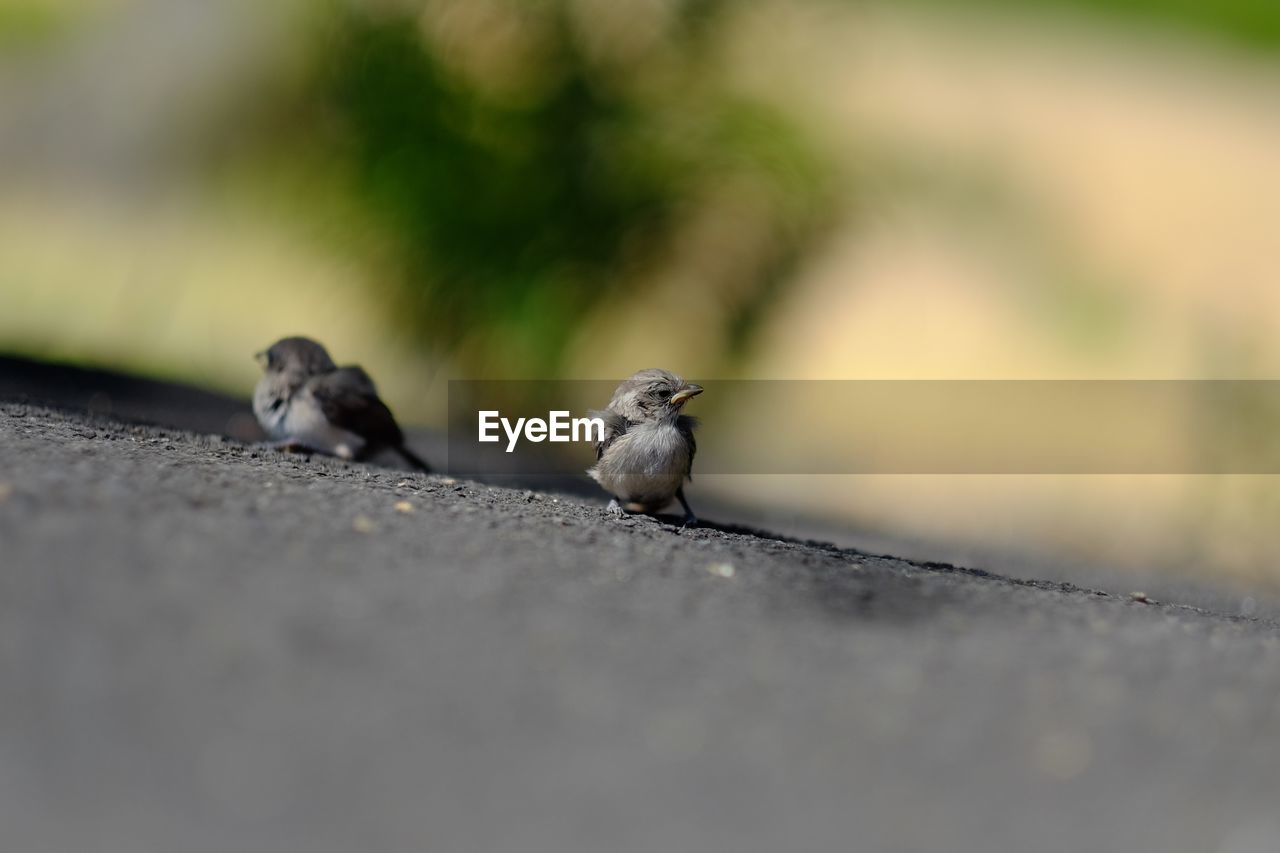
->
[588, 368, 703, 525]
[252, 336, 430, 472]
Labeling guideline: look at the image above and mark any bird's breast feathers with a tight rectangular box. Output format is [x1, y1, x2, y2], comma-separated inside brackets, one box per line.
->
[252, 379, 291, 439]
[589, 421, 692, 506]
[254, 379, 367, 459]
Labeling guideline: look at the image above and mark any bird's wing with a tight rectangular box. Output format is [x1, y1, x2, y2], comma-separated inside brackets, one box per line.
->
[676, 414, 698, 479]
[308, 367, 404, 447]
[593, 409, 633, 461]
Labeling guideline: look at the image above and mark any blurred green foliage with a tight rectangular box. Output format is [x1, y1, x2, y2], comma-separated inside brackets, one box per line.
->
[930, 0, 1280, 50]
[243, 0, 1280, 378]
[0, 0, 81, 51]
[286, 0, 834, 375]
[1065, 0, 1280, 48]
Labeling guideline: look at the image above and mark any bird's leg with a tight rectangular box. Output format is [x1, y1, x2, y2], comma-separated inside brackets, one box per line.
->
[606, 498, 626, 518]
[676, 486, 697, 528]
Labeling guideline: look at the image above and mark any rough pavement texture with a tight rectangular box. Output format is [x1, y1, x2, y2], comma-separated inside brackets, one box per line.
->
[2, 402, 1279, 853]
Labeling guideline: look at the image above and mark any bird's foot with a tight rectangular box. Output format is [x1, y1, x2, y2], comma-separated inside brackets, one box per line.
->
[268, 439, 311, 454]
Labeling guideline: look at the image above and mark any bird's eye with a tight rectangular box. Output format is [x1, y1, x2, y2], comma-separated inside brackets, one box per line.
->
[657, 388, 671, 400]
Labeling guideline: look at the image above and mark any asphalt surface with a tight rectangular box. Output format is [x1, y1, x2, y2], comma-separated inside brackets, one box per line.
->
[3, 400, 1280, 853]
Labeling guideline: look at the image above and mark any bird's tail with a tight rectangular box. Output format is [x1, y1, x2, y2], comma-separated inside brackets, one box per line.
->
[395, 444, 432, 473]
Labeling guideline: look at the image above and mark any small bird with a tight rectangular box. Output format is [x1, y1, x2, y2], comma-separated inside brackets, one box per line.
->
[588, 368, 703, 526]
[252, 336, 430, 472]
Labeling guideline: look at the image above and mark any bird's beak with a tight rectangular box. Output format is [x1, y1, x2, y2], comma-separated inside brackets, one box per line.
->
[254, 351, 268, 368]
[671, 384, 703, 407]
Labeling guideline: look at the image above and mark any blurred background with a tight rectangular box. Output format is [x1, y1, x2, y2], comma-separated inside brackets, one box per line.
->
[5, 0, 1280, 591]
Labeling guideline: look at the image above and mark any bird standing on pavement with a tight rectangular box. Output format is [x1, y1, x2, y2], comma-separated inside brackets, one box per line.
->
[252, 336, 431, 472]
[588, 368, 703, 526]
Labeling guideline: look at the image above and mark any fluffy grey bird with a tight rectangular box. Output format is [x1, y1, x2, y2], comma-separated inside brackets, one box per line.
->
[252, 336, 430, 472]
[588, 368, 703, 526]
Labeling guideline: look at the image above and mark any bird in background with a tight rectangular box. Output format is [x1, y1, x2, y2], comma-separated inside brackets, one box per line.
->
[252, 336, 431, 472]
[588, 368, 703, 526]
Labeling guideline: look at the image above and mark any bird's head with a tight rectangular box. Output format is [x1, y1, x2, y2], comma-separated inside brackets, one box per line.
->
[255, 336, 337, 378]
[609, 368, 703, 422]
